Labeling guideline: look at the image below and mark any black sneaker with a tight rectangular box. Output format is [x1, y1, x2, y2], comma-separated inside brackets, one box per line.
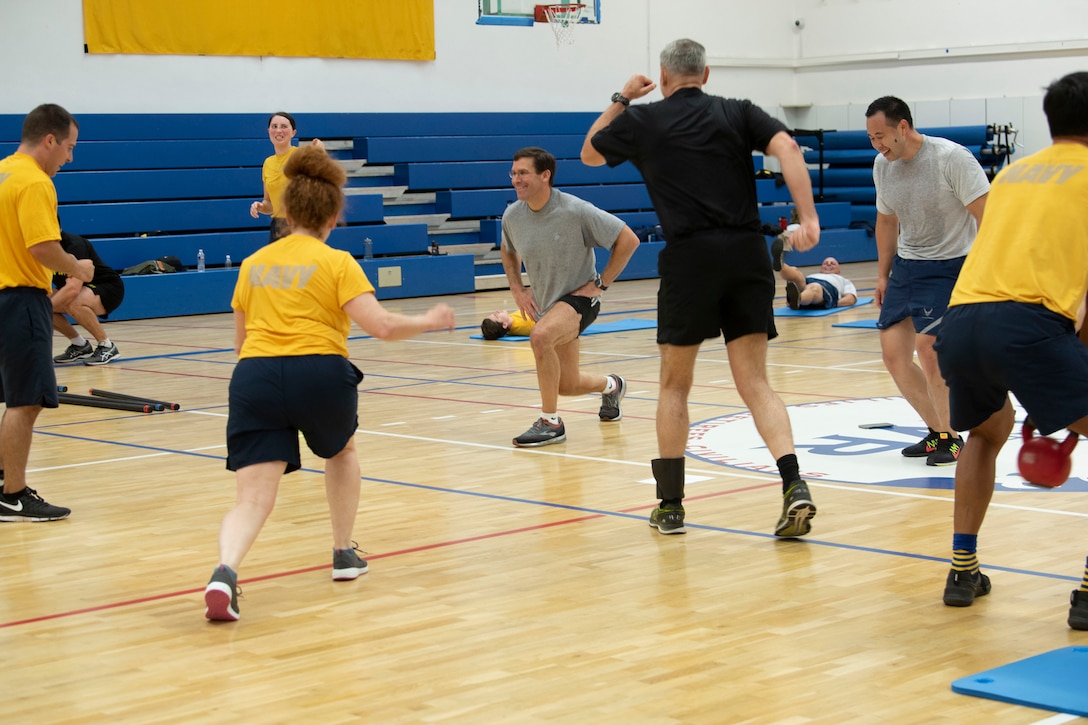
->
[785, 282, 801, 310]
[649, 503, 686, 534]
[332, 543, 369, 581]
[204, 565, 240, 621]
[902, 429, 940, 458]
[54, 341, 93, 365]
[513, 418, 566, 448]
[0, 487, 71, 522]
[943, 568, 991, 607]
[85, 342, 120, 366]
[927, 433, 964, 466]
[770, 232, 792, 272]
[1070, 590, 1088, 630]
[599, 374, 626, 421]
[775, 481, 816, 537]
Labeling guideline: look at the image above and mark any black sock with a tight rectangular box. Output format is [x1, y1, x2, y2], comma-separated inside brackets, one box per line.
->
[652, 458, 685, 502]
[777, 454, 800, 493]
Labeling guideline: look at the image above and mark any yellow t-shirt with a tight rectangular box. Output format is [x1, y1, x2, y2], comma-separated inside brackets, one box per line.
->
[262, 147, 297, 219]
[232, 233, 376, 359]
[0, 152, 61, 292]
[949, 143, 1088, 320]
[508, 310, 535, 336]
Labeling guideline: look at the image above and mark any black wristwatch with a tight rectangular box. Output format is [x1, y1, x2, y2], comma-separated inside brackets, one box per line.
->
[610, 92, 630, 107]
[595, 275, 609, 291]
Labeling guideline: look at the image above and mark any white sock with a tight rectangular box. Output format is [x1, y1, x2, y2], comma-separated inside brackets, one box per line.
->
[603, 376, 617, 395]
[98, 338, 112, 347]
[542, 412, 561, 426]
[70, 335, 87, 347]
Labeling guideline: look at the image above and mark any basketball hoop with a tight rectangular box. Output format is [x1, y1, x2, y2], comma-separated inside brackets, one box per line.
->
[542, 4, 585, 47]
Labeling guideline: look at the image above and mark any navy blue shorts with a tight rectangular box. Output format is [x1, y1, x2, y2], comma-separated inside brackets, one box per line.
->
[226, 355, 365, 473]
[935, 301, 1088, 435]
[554, 293, 601, 334]
[877, 255, 965, 334]
[805, 277, 840, 309]
[657, 229, 776, 345]
[0, 288, 59, 408]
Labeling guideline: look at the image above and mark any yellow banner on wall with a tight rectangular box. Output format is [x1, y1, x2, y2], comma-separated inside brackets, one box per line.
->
[83, 0, 435, 60]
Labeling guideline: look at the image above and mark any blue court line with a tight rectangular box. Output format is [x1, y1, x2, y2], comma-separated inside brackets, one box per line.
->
[33, 428, 1080, 585]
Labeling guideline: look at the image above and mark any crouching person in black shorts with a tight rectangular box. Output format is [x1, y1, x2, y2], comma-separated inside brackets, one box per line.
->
[51, 231, 125, 366]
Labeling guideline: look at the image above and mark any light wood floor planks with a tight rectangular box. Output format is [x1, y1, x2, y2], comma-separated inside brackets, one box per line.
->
[3, 261, 1086, 723]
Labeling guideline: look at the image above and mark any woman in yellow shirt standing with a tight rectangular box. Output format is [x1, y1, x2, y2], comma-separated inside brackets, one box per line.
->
[206, 146, 455, 622]
[248, 112, 325, 242]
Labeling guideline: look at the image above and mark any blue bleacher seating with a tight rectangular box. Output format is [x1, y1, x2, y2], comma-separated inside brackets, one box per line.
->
[397, 159, 644, 191]
[0, 111, 922, 319]
[356, 135, 589, 163]
[795, 124, 1014, 229]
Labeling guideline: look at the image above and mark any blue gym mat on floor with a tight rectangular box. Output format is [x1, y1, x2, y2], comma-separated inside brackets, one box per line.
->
[774, 297, 873, 317]
[831, 319, 879, 329]
[951, 646, 1088, 717]
[470, 317, 657, 341]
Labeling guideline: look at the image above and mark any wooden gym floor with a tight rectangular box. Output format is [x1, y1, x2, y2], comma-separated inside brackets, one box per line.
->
[3, 261, 1086, 724]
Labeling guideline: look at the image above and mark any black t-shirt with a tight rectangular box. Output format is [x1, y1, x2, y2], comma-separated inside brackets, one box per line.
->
[591, 87, 788, 239]
[53, 231, 123, 291]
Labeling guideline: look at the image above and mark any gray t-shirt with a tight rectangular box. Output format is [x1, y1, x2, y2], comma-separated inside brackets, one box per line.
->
[873, 135, 990, 260]
[501, 189, 625, 313]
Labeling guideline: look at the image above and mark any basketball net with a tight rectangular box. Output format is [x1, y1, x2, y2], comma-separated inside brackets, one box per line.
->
[544, 4, 584, 47]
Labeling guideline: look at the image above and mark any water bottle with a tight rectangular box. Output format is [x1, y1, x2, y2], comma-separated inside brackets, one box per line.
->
[196, 249, 205, 272]
[225, 254, 232, 269]
[364, 237, 373, 260]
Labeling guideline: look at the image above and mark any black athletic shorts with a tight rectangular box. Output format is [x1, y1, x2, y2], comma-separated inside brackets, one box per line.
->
[88, 280, 125, 317]
[226, 355, 365, 473]
[0, 288, 59, 408]
[555, 293, 601, 334]
[657, 228, 776, 345]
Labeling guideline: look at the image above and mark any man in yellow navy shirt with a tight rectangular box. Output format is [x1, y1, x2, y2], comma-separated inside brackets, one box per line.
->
[933, 72, 1088, 630]
[0, 104, 93, 522]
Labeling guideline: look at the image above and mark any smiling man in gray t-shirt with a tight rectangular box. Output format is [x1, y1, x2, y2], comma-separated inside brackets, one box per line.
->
[866, 96, 990, 467]
[499, 147, 639, 448]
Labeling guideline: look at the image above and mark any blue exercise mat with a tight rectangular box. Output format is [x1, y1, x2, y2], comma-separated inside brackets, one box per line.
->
[831, 319, 879, 329]
[951, 646, 1088, 717]
[774, 297, 873, 318]
[471, 317, 656, 341]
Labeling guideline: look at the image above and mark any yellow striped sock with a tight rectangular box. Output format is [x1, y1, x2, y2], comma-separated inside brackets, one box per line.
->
[951, 549, 979, 573]
[1080, 559, 1088, 593]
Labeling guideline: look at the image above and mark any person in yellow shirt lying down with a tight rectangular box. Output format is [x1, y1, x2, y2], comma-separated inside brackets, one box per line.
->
[480, 309, 536, 339]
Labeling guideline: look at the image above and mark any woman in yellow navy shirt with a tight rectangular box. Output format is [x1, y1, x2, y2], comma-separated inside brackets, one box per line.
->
[206, 145, 455, 622]
[248, 111, 325, 243]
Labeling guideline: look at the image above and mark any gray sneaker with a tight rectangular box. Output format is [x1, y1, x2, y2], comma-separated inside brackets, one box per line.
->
[599, 374, 626, 421]
[204, 565, 240, 621]
[513, 418, 566, 447]
[332, 543, 369, 581]
[85, 342, 120, 366]
[54, 341, 93, 364]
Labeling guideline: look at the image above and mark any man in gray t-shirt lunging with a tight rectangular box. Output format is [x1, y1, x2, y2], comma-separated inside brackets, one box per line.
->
[866, 96, 989, 467]
[500, 146, 640, 447]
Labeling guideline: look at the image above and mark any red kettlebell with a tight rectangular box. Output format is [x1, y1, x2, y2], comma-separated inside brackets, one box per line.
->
[1017, 419, 1078, 488]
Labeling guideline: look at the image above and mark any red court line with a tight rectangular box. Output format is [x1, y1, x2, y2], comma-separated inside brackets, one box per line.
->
[1, 483, 778, 630]
[0, 513, 602, 629]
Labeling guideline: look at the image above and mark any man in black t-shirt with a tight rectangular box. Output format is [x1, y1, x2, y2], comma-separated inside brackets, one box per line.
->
[51, 231, 125, 366]
[581, 38, 822, 538]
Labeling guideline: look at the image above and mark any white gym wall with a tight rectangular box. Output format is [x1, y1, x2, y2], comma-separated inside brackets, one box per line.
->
[2, 0, 1085, 152]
